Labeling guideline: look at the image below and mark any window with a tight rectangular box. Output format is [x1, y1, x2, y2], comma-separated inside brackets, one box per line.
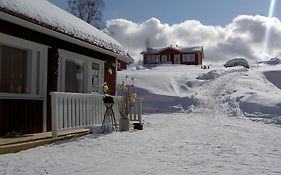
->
[0, 45, 30, 93]
[59, 50, 104, 94]
[147, 55, 160, 64]
[0, 34, 46, 98]
[182, 54, 195, 62]
[161, 55, 168, 63]
[91, 62, 100, 92]
[65, 59, 85, 93]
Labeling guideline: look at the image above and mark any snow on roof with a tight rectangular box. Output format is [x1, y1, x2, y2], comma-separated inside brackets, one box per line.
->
[0, 0, 128, 57]
[178, 46, 204, 52]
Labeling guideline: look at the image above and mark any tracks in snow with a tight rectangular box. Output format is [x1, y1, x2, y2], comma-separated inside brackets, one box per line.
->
[195, 68, 247, 117]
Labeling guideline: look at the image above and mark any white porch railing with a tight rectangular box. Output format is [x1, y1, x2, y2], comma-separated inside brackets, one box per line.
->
[50, 92, 143, 138]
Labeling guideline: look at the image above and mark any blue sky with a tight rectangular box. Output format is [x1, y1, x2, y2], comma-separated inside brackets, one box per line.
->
[49, 0, 280, 25]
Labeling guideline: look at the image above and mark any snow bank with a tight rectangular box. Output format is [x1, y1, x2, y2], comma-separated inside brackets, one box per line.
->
[222, 66, 281, 124]
[197, 70, 219, 80]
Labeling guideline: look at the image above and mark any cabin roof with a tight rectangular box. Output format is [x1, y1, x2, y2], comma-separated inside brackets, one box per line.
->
[0, 0, 133, 63]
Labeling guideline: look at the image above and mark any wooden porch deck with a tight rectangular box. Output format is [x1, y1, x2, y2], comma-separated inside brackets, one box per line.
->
[0, 129, 89, 154]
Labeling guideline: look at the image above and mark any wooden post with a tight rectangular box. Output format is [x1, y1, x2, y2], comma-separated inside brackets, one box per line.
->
[51, 92, 58, 138]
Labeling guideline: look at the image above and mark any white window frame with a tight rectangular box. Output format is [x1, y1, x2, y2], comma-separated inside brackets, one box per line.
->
[58, 49, 104, 94]
[182, 54, 195, 62]
[0, 33, 47, 100]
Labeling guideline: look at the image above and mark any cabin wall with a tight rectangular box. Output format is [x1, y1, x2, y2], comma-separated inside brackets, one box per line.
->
[117, 60, 128, 71]
[0, 99, 43, 136]
[143, 54, 148, 64]
[0, 19, 119, 135]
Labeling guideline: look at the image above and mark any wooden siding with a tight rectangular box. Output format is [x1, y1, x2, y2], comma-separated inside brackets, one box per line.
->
[104, 59, 116, 95]
[159, 48, 180, 55]
[0, 99, 43, 136]
[143, 54, 148, 64]
[117, 60, 128, 71]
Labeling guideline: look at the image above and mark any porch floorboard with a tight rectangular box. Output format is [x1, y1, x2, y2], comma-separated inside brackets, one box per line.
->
[0, 129, 89, 154]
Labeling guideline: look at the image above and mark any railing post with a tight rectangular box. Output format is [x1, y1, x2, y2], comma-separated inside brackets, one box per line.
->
[51, 92, 58, 138]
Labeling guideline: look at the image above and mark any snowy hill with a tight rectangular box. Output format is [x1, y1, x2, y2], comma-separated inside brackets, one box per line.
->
[118, 64, 281, 124]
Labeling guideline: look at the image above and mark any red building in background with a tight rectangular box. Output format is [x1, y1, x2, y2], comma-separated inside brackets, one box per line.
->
[141, 46, 204, 65]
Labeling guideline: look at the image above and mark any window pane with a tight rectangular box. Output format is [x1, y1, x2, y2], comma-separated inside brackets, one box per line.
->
[65, 60, 84, 93]
[182, 54, 195, 62]
[0, 45, 30, 93]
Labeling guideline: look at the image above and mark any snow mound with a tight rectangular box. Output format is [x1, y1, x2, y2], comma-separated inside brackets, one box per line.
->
[196, 70, 219, 80]
[224, 58, 249, 69]
[239, 95, 281, 124]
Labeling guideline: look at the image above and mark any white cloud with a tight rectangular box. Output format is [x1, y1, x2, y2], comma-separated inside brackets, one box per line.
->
[105, 15, 281, 64]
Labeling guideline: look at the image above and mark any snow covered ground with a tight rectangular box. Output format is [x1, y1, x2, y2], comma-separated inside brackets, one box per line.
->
[1, 64, 281, 174]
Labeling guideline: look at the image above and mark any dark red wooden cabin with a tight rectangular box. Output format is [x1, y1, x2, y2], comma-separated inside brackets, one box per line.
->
[141, 46, 204, 65]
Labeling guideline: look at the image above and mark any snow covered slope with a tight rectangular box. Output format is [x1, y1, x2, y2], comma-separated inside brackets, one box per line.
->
[119, 64, 281, 124]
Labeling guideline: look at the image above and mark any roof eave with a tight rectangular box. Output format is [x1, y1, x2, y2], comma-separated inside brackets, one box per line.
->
[0, 11, 132, 63]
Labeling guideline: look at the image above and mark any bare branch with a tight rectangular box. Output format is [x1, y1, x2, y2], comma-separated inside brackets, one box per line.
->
[67, 0, 104, 29]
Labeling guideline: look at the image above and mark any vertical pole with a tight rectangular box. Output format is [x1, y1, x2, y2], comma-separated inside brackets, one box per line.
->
[42, 48, 48, 132]
[138, 98, 143, 124]
[51, 92, 58, 138]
